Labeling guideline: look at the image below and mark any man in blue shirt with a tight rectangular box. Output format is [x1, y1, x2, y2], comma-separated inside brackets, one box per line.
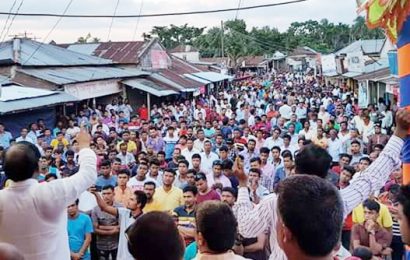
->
[67, 199, 93, 260]
[0, 123, 12, 149]
[96, 160, 117, 188]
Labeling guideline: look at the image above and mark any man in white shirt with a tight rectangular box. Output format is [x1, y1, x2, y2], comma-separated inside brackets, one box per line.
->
[181, 138, 200, 168]
[200, 140, 219, 173]
[0, 130, 96, 260]
[278, 100, 292, 120]
[327, 129, 343, 163]
[15, 128, 35, 144]
[263, 128, 284, 150]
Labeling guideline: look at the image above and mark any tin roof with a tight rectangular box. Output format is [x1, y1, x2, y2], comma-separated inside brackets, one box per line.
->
[18, 66, 149, 85]
[0, 85, 78, 114]
[335, 39, 385, 56]
[0, 38, 112, 66]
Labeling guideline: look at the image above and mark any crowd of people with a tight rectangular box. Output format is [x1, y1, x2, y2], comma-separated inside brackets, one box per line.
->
[0, 72, 410, 260]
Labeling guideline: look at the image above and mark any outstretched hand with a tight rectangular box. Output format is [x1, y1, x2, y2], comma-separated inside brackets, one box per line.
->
[233, 156, 248, 187]
[394, 108, 410, 139]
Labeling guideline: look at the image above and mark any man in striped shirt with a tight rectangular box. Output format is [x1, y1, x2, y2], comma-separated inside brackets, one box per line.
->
[234, 109, 410, 260]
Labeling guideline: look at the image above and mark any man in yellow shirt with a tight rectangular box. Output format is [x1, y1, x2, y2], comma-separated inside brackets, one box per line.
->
[352, 198, 393, 230]
[154, 168, 183, 212]
[143, 181, 162, 212]
[50, 132, 69, 150]
[116, 131, 137, 154]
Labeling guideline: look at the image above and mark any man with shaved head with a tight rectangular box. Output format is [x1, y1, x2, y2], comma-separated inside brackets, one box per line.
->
[0, 130, 96, 260]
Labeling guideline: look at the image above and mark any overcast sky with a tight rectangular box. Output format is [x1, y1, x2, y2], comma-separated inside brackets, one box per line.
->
[0, 0, 359, 43]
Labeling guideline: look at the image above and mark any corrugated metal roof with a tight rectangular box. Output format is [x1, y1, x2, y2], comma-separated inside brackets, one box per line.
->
[18, 66, 149, 85]
[0, 38, 112, 66]
[336, 39, 385, 55]
[0, 85, 55, 101]
[184, 74, 211, 84]
[123, 78, 178, 97]
[342, 72, 362, 78]
[93, 41, 147, 64]
[0, 86, 78, 114]
[66, 43, 100, 56]
[158, 70, 203, 90]
[190, 72, 233, 82]
[0, 75, 12, 86]
[363, 59, 389, 73]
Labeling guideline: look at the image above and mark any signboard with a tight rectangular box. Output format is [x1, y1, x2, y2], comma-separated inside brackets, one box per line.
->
[346, 51, 365, 73]
[64, 80, 121, 100]
[321, 54, 337, 75]
[151, 50, 169, 69]
[358, 81, 368, 108]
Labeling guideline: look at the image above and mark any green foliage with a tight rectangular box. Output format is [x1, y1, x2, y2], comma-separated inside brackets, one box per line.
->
[150, 18, 385, 61]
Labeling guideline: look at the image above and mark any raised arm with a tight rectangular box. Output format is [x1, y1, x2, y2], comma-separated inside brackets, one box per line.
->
[91, 190, 118, 217]
[234, 157, 274, 238]
[340, 109, 410, 218]
[36, 130, 98, 217]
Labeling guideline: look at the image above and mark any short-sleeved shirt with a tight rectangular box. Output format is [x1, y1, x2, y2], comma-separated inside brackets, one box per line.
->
[352, 202, 393, 228]
[173, 206, 196, 245]
[197, 190, 221, 204]
[154, 186, 183, 212]
[117, 208, 142, 260]
[352, 223, 392, 254]
[91, 203, 120, 251]
[67, 213, 94, 260]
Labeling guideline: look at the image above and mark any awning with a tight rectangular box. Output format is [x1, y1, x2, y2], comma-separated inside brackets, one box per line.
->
[123, 78, 178, 97]
[183, 74, 212, 84]
[342, 72, 362, 78]
[0, 85, 78, 114]
[189, 72, 233, 82]
[323, 72, 339, 77]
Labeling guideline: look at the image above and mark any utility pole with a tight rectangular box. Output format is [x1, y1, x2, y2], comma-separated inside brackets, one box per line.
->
[221, 20, 224, 58]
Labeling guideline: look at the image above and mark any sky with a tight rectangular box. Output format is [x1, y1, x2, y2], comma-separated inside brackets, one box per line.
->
[0, 0, 359, 44]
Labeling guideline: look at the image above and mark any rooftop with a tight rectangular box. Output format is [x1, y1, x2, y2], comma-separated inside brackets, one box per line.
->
[335, 39, 386, 56]
[0, 38, 112, 66]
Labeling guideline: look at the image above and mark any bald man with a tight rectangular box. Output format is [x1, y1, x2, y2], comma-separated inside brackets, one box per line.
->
[0, 243, 25, 260]
[0, 130, 97, 260]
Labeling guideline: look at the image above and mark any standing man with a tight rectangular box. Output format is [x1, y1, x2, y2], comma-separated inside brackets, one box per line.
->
[143, 181, 162, 212]
[92, 189, 147, 260]
[114, 169, 133, 207]
[67, 199, 93, 260]
[127, 163, 155, 192]
[0, 123, 12, 149]
[91, 186, 120, 260]
[200, 140, 219, 173]
[233, 107, 410, 260]
[154, 168, 183, 212]
[96, 160, 117, 188]
[173, 185, 198, 246]
[195, 172, 221, 204]
[0, 130, 96, 260]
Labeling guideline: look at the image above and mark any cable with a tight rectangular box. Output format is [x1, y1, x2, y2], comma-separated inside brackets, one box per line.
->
[107, 0, 120, 41]
[22, 0, 74, 65]
[0, 0, 17, 41]
[0, 0, 24, 43]
[132, 0, 144, 40]
[0, 0, 308, 19]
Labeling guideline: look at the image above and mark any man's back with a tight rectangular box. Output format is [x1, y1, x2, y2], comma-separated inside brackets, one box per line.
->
[0, 148, 96, 260]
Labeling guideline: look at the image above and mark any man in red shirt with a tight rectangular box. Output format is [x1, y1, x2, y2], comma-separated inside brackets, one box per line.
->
[195, 172, 220, 204]
[138, 104, 149, 121]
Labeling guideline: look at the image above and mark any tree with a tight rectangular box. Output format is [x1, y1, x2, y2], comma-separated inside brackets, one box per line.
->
[76, 33, 100, 43]
[151, 24, 205, 49]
